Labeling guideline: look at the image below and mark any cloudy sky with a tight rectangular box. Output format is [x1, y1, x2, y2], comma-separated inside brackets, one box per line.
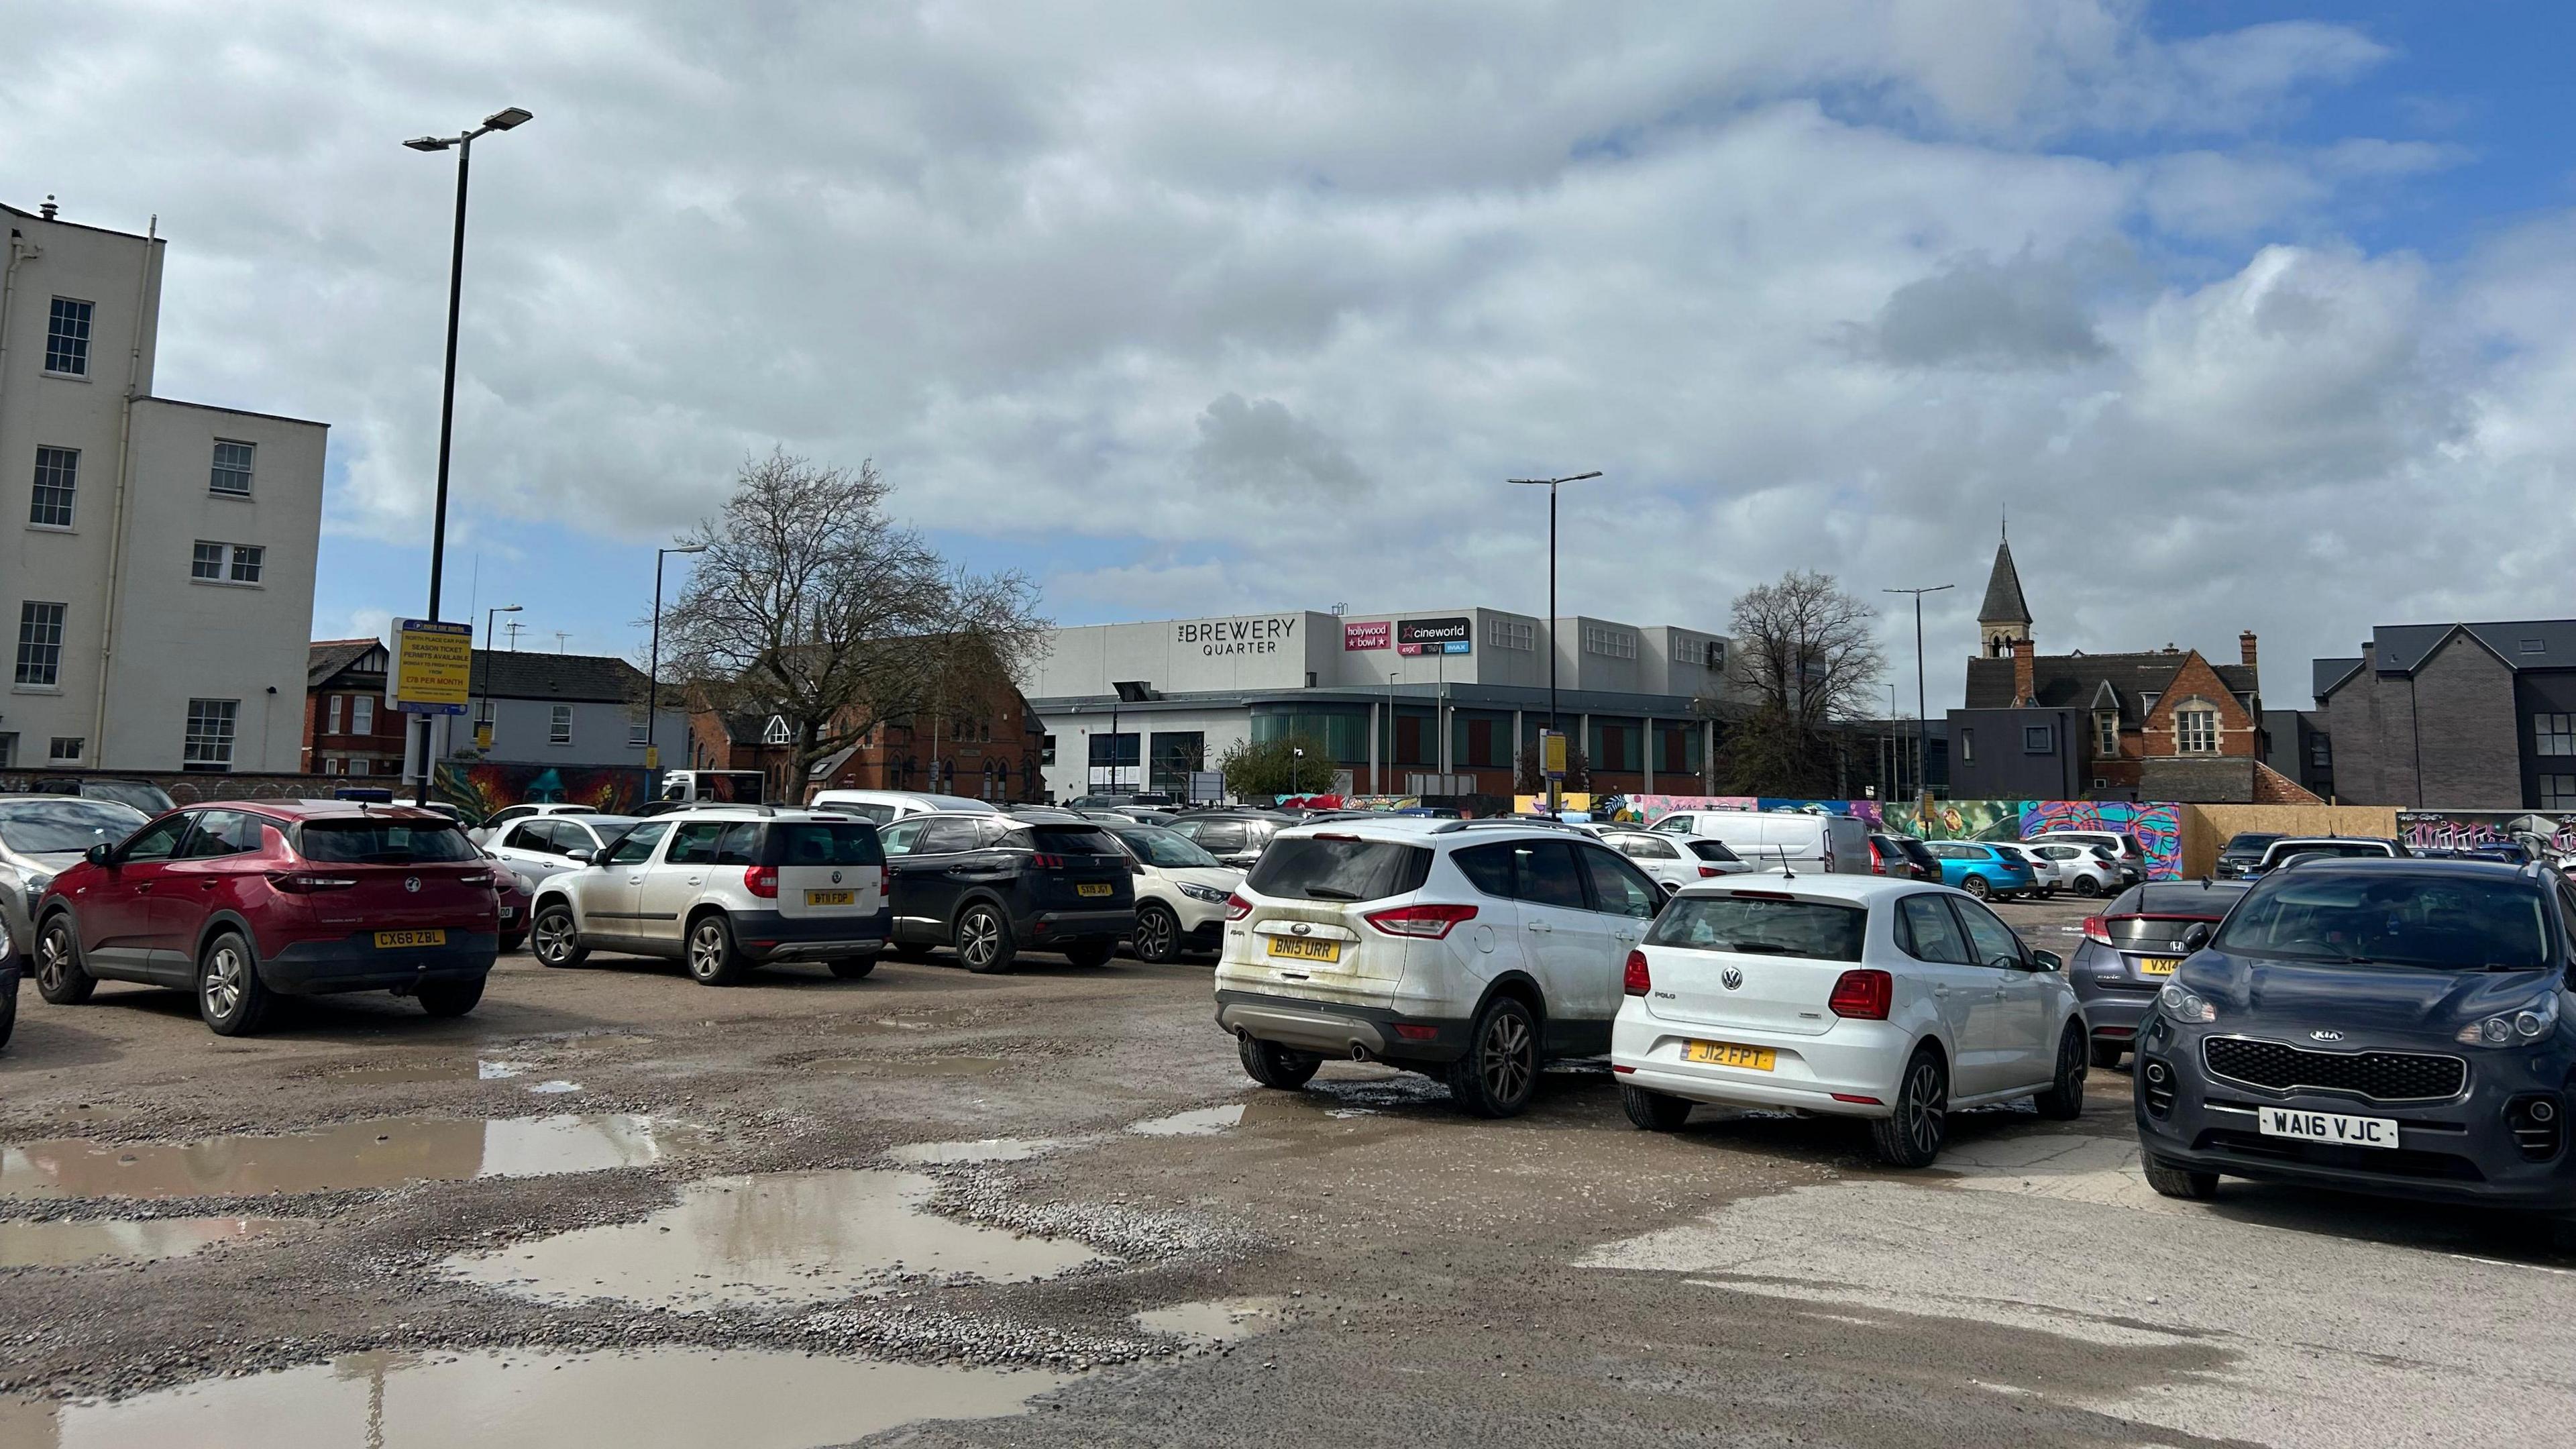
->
[11, 1, 2573, 711]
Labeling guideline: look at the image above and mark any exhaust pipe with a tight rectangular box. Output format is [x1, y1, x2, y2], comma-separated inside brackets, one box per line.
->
[1350, 1042, 1373, 1063]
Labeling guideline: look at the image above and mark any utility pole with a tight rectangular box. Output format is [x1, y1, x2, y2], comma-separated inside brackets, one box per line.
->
[1507, 470, 1603, 810]
[1884, 584, 1953, 811]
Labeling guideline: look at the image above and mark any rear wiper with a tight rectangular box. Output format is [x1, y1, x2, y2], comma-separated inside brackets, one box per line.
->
[1304, 887, 1365, 901]
[1725, 942, 1802, 955]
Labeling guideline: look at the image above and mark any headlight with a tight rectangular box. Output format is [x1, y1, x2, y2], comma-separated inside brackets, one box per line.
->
[22, 871, 52, 898]
[2459, 994, 2558, 1047]
[2158, 983, 2217, 1023]
[1177, 881, 1230, 904]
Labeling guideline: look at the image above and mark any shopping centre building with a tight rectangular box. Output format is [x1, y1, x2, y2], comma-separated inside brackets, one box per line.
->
[1024, 606, 1737, 802]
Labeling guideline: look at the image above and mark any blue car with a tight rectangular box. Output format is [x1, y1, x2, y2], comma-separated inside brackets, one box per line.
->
[1921, 841, 2038, 900]
[2136, 857, 2576, 1212]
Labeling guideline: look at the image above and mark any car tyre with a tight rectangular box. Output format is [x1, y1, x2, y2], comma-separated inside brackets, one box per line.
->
[1619, 1084, 1692, 1132]
[0, 983, 14, 1051]
[34, 916, 95, 1005]
[1868, 1047, 1947, 1167]
[1238, 1033, 1322, 1090]
[2072, 876, 2104, 899]
[197, 929, 273, 1037]
[529, 903, 587, 969]
[417, 977, 485, 1017]
[953, 903, 1017, 974]
[1961, 875, 1991, 900]
[687, 913, 750, 986]
[889, 941, 935, 963]
[2088, 1038, 2126, 1069]
[828, 955, 878, 980]
[1448, 994, 1540, 1118]
[1061, 938, 1116, 969]
[2143, 1155, 2220, 1200]
[1130, 904, 1181, 964]
[2033, 1023, 2088, 1120]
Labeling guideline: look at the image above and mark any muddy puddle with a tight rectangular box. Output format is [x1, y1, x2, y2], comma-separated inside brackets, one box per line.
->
[885, 1137, 1063, 1165]
[1128, 1104, 1246, 1136]
[297, 1058, 531, 1085]
[442, 1169, 1101, 1310]
[0, 1216, 294, 1268]
[809, 1055, 1004, 1078]
[0, 1116, 702, 1200]
[0, 1346, 1076, 1448]
[1135, 1296, 1286, 1345]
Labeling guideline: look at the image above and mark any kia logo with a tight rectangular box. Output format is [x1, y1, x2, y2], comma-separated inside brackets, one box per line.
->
[2310, 1029, 2344, 1042]
[403, 877, 420, 894]
[1721, 967, 1743, 991]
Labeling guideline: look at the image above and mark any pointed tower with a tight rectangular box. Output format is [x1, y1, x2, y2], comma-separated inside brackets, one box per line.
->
[1977, 524, 2032, 659]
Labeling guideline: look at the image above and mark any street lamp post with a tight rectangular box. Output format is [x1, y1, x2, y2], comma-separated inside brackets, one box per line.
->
[476, 604, 521, 751]
[402, 105, 532, 804]
[647, 544, 708, 804]
[1385, 669, 1399, 796]
[1507, 470, 1603, 810]
[1883, 584, 1954, 810]
[1291, 746, 1304, 798]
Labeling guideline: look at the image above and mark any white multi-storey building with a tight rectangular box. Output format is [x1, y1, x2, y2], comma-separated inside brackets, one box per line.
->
[1, 199, 326, 773]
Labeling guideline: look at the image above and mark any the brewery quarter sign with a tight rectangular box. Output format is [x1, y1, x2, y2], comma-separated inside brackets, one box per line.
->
[1177, 614, 1299, 657]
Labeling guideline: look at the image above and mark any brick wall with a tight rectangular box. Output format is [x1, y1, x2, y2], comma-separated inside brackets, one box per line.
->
[2139, 652, 2259, 759]
[2322, 649, 2379, 804]
[2408, 633, 2522, 808]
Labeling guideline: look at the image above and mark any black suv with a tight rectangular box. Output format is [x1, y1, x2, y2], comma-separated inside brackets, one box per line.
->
[878, 813, 1136, 972]
[2214, 832, 2286, 879]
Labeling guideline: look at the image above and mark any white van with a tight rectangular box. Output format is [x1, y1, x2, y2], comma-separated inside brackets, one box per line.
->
[806, 789, 1002, 825]
[1646, 810, 1871, 874]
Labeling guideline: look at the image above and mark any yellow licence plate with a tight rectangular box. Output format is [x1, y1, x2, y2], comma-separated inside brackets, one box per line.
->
[2137, 957, 2183, 977]
[374, 929, 446, 949]
[1076, 882, 1114, 898]
[1682, 1040, 1776, 1071]
[806, 890, 855, 907]
[1265, 936, 1341, 963]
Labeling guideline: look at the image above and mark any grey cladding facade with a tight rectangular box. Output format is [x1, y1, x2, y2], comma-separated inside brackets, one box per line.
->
[2312, 621, 2576, 809]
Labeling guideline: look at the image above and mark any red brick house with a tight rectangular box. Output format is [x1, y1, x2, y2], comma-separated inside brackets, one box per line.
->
[305, 639, 407, 777]
[686, 684, 1046, 804]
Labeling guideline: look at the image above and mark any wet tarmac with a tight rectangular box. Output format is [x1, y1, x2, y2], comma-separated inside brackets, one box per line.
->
[1133, 1296, 1285, 1345]
[0, 1346, 1076, 1448]
[808, 1055, 1006, 1077]
[441, 1169, 1103, 1310]
[1126, 1104, 1245, 1136]
[0, 1116, 703, 1199]
[884, 1137, 1065, 1165]
[0, 1216, 295, 1268]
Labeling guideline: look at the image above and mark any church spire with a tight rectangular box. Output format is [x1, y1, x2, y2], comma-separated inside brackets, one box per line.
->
[1978, 523, 2032, 659]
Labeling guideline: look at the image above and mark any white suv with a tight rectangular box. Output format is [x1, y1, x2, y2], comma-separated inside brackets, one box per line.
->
[1095, 820, 1242, 963]
[1213, 818, 1664, 1117]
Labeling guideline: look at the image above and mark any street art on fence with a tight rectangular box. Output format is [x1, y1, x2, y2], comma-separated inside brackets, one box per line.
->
[2025, 801, 2182, 881]
[2398, 812, 2576, 861]
[1599, 796, 1885, 827]
[437, 762, 650, 821]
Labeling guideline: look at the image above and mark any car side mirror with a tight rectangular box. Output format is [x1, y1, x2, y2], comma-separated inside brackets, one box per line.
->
[2030, 949, 2063, 973]
[85, 843, 113, 867]
[2182, 922, 2212, 952]
[567, 847, 594, 863]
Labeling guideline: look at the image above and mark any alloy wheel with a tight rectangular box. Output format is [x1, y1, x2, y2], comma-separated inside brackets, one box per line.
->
[202, 944, 247, 1020]
[1480, 1011, 1534, 1104]
[36, 927, 69, 992]
[959, 911, 999, 969]
[1136, 908, 1174, 961]
[1901, 1058, 1945, 1157]
[690, 922, 726, 979]
[533, 914, 574, 965]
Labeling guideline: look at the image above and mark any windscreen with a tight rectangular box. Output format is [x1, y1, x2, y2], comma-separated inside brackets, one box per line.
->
[770, 822, 886, 867]
[1003, 824, 1124, 856]
[1647, 895, 1868, 962]
[1246, 837, 1432, 903]
[82, 781, 174, 814]
[0, 799, 148, 854]
[297, 819, 478, 864]
[2216, 873, 2550, 970]
[1113, 826, 1222, 870]
[2219, 835, 2281, 861]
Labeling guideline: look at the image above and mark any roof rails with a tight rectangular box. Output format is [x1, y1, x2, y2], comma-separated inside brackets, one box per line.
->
[1431, 818, 1578, 834]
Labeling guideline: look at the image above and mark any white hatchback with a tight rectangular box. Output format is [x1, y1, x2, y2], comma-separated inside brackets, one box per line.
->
[1609, 874, 2090, 1165]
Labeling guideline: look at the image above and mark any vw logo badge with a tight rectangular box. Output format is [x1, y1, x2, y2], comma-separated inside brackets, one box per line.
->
[830, 870, 843, 884]
[403, 877, 421, 894]
[2310, 1028, 2344, 1042]
[1721, 967, 1743, 991]
[1291, 922, 1312, 936]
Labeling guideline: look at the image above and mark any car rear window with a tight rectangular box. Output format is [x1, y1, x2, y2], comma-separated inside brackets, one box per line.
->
[1246, 837, 1433, 903]
[769, 822, 886, 867]
[1684, 839, 1741, 863]
[296, 819, 478, 863]
[1001, 824, 1124, 856]
[1648, 894, 1867, 962]
[2217, 873, 2550, 970]
[2130, 884, 2239, 918]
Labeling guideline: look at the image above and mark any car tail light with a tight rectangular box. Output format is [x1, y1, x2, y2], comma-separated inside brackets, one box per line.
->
[1029, 853, 1066, 869]
[743, 865, 780, 899]
[457, 870, 492, 887]
[268, 871, 356, 893]
[1623, 949, 1651, 996]
[1827, 969, 1892, 1020]
[1223, 893, 1252, 922]
[1392, 1023, 1439, 1042]
[1363, 903, 1477, 938]
[2082, 916, 2113, 946]
[1830, 1093, 1883, 1106]
[1697, 865, 1721, 877]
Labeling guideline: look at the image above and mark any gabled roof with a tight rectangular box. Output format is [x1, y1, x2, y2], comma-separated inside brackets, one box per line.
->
[1978, 537, 2031, 626]
[469, 650, 651, 704]
[1965, 650, 2257, 724]
[2312, 656, 2364, 701]
[2372, 620, 2576, 676]
[308, 638, 386, 688]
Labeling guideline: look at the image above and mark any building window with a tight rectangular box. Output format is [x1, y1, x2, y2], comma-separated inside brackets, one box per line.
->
[1487, 617, 1535, 651]
[550, 705, 574, 745]
[760, 714, 791, 746]
[192, 541, 263, 583]
[629, 720, 649, 747]
[2545, 775, 2576, 811]
[15, 601, 65, 686]
[1958, 729, 1974, 763]
[2522, 639, 2546, 655]
[45, 298, 92, 376]
[1039, 733, 1057, 766]
[191, 541, 226, 579]
[210, 440, 256, 496]
[2023, 724, 2054, 753]
[326, 694, 344, 734]
[0, 734, 13, 767]
[1149, 731, 1205, 793]
[2139, 692, 2160, 714]
[2309, 734, 2332, 771]
[231, 544, 263, 583]
[48, 736, 83, 764]
[2537, 713, 2576, 757]
[183, 698, 239, 771]
[29, 446, 77, 527]
[351, 696, 373, 735]
[2176, 706, 2219, 754]
[1583, 625, 1636, 659]
[2093, 711, 2118, 757]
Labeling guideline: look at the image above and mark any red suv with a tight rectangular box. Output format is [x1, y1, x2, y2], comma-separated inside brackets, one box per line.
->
[33, 801, 500, 1035]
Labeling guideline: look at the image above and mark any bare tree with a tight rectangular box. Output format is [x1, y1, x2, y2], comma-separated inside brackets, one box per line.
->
[1717, 570, 1885, 796]
[659, 451, 1050, 786]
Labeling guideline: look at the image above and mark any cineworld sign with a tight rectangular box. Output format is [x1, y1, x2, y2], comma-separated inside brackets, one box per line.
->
[1177, 614, 1297, 657]
[1397, 616, 1471, 656]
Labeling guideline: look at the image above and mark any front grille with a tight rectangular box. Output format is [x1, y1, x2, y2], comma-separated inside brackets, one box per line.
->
[2196, 1129, 2485, 1181]
[2202, 1037, 2466, 1103]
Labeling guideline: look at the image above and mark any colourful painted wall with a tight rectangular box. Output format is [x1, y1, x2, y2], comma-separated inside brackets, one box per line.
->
[1592, 794, 2186, 880]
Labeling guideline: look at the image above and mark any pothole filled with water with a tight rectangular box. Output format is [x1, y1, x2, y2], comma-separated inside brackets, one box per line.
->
[295, 1058, 531, 1086]
[0, 1216, 295, 1268]
[0, 1346, 1077, 1448]
[441, 1169, 1102, 1311]
[1128, 1104, 1245, 1136]
[1134, 1295, 1287, 1345]
[884, 1137, 1064, 1165]
[0, 1116, 704, 1200]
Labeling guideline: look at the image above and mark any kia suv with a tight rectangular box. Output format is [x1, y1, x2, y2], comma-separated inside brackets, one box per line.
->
[35, 802, 500, 1035]
[527, 810, 890, 985]
[877, 813, 1136, 973]
[1214, 818, 1664, 1117]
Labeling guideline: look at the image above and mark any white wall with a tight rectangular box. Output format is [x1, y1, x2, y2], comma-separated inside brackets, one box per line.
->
[1035, 703, 1250, 802]
[1030, 612, 1334, 698]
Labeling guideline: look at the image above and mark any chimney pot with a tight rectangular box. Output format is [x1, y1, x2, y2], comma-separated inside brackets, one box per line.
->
[2011, 637, 2036, 708]
[38, 195, 58, 221]
[2239, 630, 2259, 669]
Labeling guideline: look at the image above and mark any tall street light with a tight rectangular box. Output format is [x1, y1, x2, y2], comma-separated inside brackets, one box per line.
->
[1507, 470, 1603, 808]
[402, 105, 532, 803]
[1884, 583, 1953, 810]
[477, 604, 521, 751]
[647, 544, 709, 801]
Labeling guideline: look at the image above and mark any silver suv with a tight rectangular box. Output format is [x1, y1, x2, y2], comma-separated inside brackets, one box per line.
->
[526, 809, 892, 985]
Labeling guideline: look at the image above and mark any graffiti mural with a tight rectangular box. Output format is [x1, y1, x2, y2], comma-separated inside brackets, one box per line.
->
[2398, 812, 2576, 862]
[1882, 800, 2025, 843]
[2024, 801, 2182, 882]
[436, 762, 652, 822]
